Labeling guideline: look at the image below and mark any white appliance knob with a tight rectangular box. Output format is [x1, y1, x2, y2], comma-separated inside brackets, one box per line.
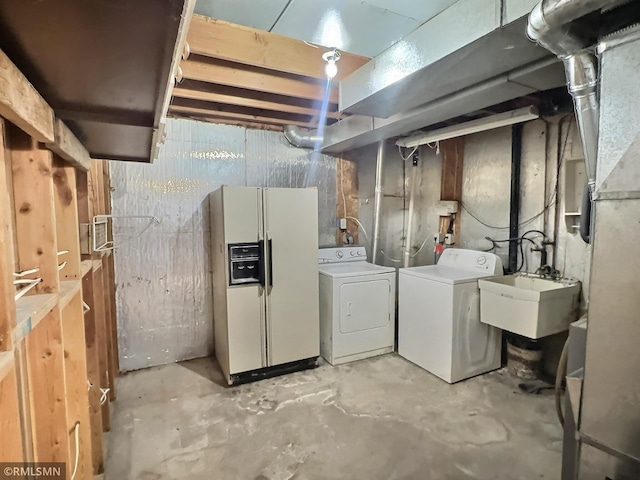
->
[350, 251, 355, 256]
[336, 250, 343, 259]
[357, 251, 362, 256]
[477, 256, 487, 265]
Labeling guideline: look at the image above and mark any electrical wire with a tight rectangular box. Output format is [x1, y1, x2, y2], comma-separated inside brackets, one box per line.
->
[380, 250, 402, 263]
[460, 117, 573, 231]
[398, 145, 418, 162]
[71, 421, 80, 480]
[345, 217, 369, 245]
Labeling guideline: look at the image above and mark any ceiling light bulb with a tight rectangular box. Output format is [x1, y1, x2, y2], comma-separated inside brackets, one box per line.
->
[322, 49, 341, 80]
[325, 59, 338, 79]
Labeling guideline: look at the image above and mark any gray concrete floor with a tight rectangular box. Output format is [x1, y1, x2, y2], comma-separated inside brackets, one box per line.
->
[105, 354, 565, 480]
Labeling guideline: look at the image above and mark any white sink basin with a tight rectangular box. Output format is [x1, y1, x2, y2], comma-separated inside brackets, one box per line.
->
[478, 274, 581, 339]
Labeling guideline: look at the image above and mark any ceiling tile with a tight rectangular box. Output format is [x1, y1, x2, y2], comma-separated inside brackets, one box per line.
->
[194, 0, 290, 31]
[362, 0, 460, 23]
[272, 0, 421, 57]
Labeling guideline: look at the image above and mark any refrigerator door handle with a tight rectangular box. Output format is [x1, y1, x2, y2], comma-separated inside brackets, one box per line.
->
[258, 239, 266, 287]
[268, 238, 273, 288]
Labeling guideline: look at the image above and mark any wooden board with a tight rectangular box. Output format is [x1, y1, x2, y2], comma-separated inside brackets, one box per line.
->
[91, 269, 110, 431]
[8, 124, 59, 294]
[180, 58, 338, 103]
[46, 119, 91, 172]
[336, 157, 359, 245]
[0, 366, 23, 462]
[0, 350, 13, 382]
[168, 112, 283, 132]
[438, 139, 464, 243]
[14, 293, 58, 344]
[81, 273, 104, 474]
[61, 293, 93, 480]
[13, 342, 34, 462]
[53, 161, 82, 280]
[172, 86, 342, 119]
[0, 119, 16, 350]
[25, 310, 70, 464]
[169, 104, 315, 128]
[59, 280, 81, 312]
[106, 254, 119, 376]
[101, 257, 116, 401]
[187, 16, 369, 81]
[0, 48, 55, 143]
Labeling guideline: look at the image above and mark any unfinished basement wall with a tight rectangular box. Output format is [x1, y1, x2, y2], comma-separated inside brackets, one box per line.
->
[109, 119, 338, 372]
[356, 116, 590, 289]
[354, 141, 442, 267]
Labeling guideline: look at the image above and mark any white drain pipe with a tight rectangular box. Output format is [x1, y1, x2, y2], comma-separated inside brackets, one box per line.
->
[371, 141, 385, 264]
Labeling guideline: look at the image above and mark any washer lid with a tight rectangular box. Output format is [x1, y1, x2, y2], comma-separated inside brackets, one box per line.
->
[319, 261, 396, 278]
[399, 265, 495, 285]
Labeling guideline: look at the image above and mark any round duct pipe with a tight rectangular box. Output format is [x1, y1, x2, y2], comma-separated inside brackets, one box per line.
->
[283, 125, 323, 150]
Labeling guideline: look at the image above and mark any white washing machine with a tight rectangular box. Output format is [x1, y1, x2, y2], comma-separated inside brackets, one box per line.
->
[398, 248, 503, 383]
[318, 246, 396, 365]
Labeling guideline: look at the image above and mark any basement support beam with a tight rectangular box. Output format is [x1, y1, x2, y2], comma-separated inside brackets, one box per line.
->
[0, 49, 55, 143]
[46, 119, 91, 172]
[509, 123, 523, 273]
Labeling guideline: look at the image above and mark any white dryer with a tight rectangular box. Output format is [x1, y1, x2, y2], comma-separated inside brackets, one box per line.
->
[318, 246, 396, 365]
[398, 249, 503, 383]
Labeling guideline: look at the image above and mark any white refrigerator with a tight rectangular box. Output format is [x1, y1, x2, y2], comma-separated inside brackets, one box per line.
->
[209, 186, 320, 385]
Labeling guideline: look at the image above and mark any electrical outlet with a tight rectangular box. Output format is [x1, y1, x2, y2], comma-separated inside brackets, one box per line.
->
[434, 232, 445, 243]
[445, 233, 454, 245]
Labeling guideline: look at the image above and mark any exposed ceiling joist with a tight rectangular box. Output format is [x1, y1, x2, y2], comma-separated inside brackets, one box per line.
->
[169, 105, 316, 128]
[187, 16, 369, 81]
[172, 87, 342, 119]
[180, 58, 338, 103]
[171, 16, 370, 130]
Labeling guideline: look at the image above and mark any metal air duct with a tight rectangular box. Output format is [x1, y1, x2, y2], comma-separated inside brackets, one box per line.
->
[283, 125, 323, 150]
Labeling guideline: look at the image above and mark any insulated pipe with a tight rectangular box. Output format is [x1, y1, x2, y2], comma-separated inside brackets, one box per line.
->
[283, 125, 323, 150]
[403, 152, 419, 268]
[371, 141, 385, 265]
[527, 0, 621, 190]
[564, 52, 599, 187]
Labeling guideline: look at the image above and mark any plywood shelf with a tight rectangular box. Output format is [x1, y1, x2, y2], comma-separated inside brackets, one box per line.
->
[92, 259, 102, 272]
[59, 280, 82, 311]
[0, 349, 14, 382]
[14, 294, 58, 343]
[81, 260, 93, 278]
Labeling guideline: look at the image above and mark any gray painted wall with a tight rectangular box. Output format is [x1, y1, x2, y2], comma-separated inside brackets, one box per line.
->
[110, 119, 338, 372]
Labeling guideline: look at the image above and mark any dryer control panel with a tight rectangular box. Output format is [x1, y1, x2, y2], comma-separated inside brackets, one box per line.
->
[438, 248, 503, 275]
[318, 246, 367, 264]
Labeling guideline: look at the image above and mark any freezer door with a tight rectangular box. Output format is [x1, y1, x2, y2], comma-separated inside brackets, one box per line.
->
[263, 188, 320, 366]
[220, 186, 266, 374]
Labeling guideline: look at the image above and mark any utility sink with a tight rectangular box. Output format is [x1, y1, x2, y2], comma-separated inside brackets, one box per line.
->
[478, 274, 581, 339]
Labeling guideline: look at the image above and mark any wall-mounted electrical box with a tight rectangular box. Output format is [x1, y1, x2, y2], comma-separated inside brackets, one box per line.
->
[436, 200, 459, 216]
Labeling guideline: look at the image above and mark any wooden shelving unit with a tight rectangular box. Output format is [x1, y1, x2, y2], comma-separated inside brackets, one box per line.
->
[0, 48, 118, 478]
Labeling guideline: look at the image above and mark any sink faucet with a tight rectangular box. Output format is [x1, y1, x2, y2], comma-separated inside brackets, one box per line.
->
[531, 240, 558, 278]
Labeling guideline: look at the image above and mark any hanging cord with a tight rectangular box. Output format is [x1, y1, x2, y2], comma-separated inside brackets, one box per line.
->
[345, 217, 370, 245]
[70, 421, 80, 480]
[398, 145, 418, 162]
[460, 117, 573, 230]
[556, 337, 569, 427]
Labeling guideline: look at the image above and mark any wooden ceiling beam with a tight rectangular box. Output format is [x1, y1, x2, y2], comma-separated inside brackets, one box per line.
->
[168, 105, 316, 128]
[172, 87, 343, 119]
[187, 15, 370, 81]
[169, 112, 284, 132]
[180, 58, 338, 103]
